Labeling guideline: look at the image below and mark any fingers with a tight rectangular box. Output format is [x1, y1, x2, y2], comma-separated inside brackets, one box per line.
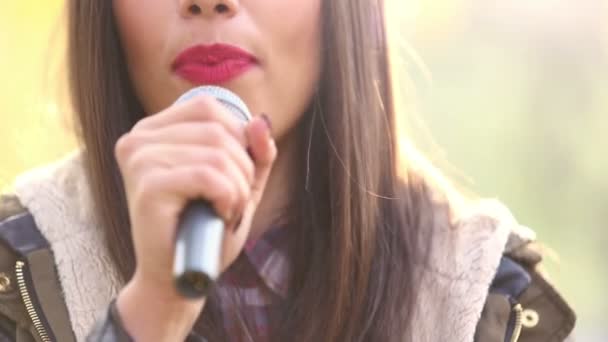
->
[121, 122, 253, 183]
[116, 138, 255, 223]
[133, 95, 246, 140]
[133, 165, 241, 227]
[114, 102, 277, 239]
[245, 115, 277, 204]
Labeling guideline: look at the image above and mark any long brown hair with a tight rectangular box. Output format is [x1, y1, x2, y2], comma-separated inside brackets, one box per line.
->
[66, 0, 445, 340]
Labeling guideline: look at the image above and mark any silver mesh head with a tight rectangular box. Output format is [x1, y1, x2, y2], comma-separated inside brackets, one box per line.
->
[175, 86, 252, 123]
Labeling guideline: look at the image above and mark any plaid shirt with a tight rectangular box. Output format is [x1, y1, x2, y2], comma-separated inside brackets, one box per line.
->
[214, 224, 291, 341]
[105, 224, 291, 342]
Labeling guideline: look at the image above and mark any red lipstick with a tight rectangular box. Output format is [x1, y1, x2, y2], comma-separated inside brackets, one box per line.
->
[172, 44, 257, 85]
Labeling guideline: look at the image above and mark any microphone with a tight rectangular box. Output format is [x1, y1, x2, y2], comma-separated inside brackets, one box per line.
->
[172, 86, 252, 299]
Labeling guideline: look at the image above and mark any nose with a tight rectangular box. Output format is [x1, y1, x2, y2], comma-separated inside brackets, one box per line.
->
[179, 0, 239, 19]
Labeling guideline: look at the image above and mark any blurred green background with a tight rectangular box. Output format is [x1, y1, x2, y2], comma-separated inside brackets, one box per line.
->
[400, 0, 607, 340]
[1, 1, 605, 340]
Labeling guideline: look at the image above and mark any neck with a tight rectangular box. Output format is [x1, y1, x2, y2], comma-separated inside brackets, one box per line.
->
[248, 127, 301, 241]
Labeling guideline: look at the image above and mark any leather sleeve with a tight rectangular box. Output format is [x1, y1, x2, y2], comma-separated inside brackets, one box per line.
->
[86, 300, 133, 342]
[86, 300, 208, 342]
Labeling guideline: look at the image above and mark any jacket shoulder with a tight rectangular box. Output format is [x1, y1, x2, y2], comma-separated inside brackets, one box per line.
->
[509, 238, 576, 341]
[0, 193, 39, 341]
[0, 193, 76, 342]
[0, 194, 49, 256]
[475, 232, 576, 342]
[0, 194, 27, 222]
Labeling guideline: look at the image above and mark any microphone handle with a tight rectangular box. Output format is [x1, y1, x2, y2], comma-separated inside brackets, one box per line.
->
[171, 85, 251, 299]
[174, 200, 224, 298]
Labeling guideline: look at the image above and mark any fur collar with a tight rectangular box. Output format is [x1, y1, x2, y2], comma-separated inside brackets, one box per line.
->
[14, 150, 122, 341]
[13, 150, 533, 341]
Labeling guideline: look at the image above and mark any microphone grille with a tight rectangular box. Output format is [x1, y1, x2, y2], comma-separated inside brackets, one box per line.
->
[175, 86, 252, 123]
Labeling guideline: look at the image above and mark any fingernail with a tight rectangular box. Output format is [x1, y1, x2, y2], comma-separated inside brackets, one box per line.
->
[260, 113, 272, 133]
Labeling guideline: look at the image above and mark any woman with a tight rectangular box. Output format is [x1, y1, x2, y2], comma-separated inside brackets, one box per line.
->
[0, 0, 575, 341]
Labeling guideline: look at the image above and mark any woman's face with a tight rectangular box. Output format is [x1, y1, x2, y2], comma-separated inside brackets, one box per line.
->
[113, 0, 322, 141]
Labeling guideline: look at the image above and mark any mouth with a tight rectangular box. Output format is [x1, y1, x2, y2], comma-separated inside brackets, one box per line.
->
[172, 43, 258, 85]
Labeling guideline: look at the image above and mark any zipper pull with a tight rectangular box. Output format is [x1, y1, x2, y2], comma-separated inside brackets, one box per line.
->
[510, 303, 523, 342]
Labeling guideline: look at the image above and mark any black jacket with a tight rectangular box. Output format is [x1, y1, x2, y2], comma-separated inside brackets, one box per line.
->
[0, 194, 576, 342]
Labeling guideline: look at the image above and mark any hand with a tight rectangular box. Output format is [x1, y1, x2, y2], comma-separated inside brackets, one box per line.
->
[114, 95, 276, 341]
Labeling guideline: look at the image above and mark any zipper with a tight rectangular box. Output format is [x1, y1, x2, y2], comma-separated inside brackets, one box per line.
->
[15, 260, 52, 342]
[510, 303, 523, 342]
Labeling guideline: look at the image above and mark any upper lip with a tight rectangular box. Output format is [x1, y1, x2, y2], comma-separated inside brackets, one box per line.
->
[172, 43, 257, 69]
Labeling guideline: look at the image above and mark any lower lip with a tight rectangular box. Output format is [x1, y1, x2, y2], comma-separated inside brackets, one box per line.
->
[174, 59, 255, 85]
